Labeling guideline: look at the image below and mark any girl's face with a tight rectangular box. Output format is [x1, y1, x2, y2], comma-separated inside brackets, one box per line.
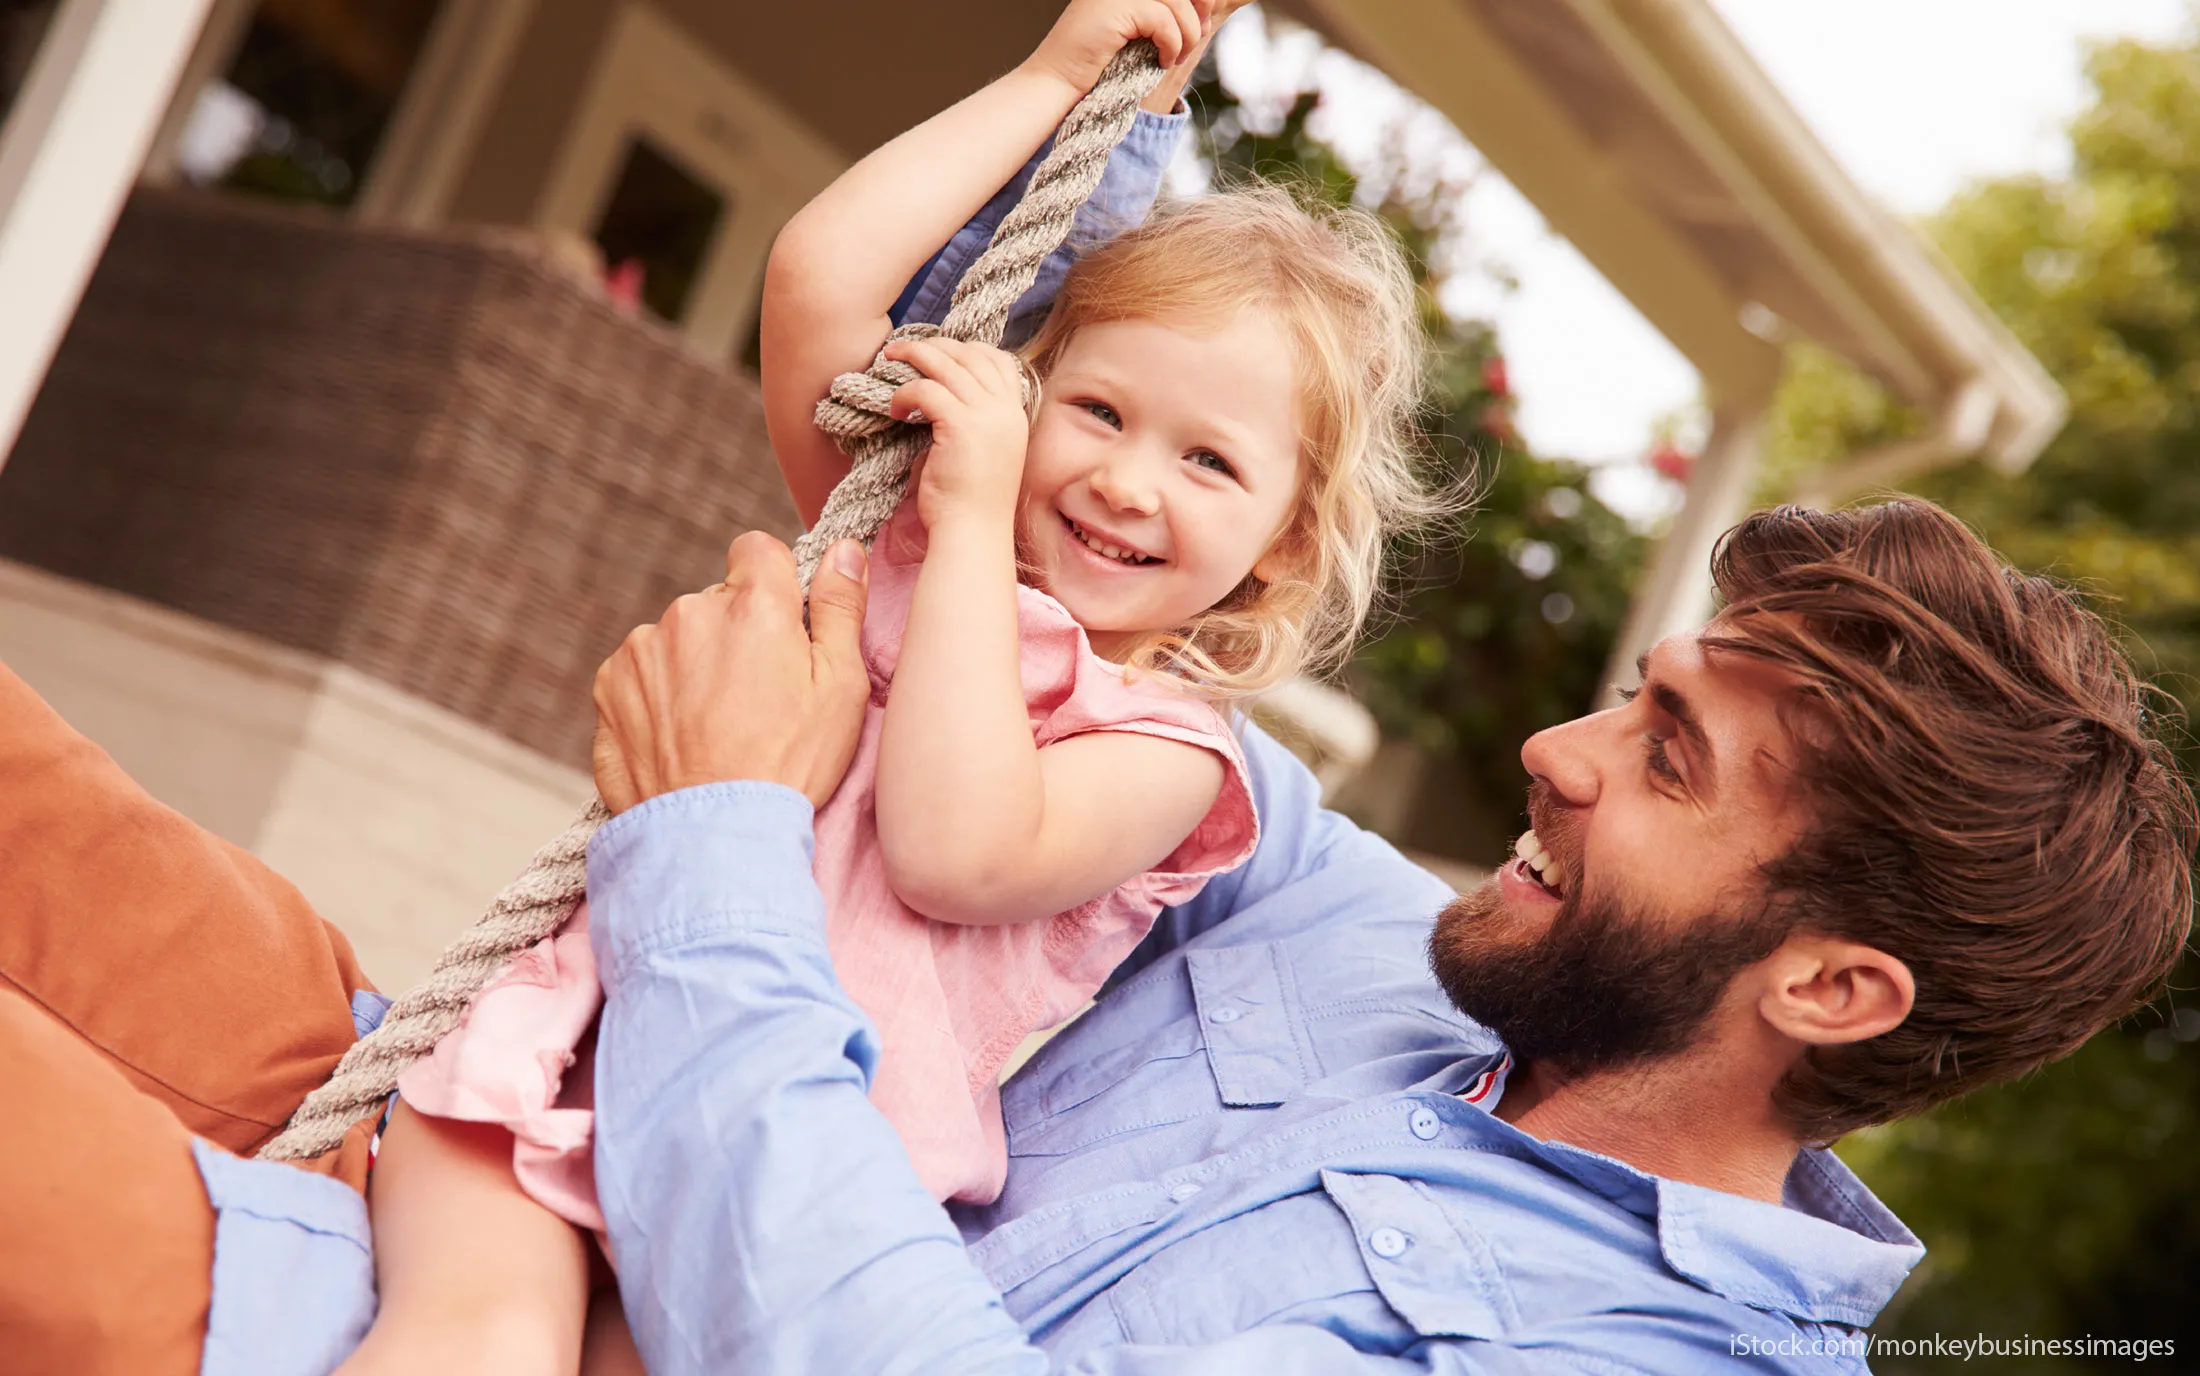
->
[1016, 311, 1305, 660]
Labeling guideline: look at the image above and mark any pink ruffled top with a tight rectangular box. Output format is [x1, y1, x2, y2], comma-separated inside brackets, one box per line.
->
[398, 500, 1257, 1234]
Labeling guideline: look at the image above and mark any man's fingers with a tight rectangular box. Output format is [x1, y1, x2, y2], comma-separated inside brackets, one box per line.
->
[806, 540, 869, 681]
[719, 531, 804, 634]
[723, 529, 798, 590]
[801, 539, 870, 808]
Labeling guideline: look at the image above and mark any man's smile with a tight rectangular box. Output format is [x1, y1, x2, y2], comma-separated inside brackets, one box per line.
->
[1513, 828, 1566, 898]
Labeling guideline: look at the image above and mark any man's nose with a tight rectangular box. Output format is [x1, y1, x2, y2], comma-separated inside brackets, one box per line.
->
[1089, 450, 1162, 515]
[1519, 711, 1604, 811]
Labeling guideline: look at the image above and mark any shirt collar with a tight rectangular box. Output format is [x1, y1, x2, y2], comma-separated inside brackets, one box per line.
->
[1434, 1056, 1924, 1327]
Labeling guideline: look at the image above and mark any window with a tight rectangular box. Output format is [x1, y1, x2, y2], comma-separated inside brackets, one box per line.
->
[182, 0, 443, 206]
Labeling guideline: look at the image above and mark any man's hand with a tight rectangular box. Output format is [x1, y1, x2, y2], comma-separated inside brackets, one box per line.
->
[591, 533, 870, 814]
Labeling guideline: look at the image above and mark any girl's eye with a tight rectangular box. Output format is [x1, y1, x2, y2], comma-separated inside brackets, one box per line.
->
[1189, 450, 1238, 479]
[1081, 400, 1121, 429]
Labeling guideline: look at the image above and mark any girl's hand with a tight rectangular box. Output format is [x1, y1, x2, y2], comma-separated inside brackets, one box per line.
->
[884, 336, 1033, 535]
[1022, 0, 1214, 100]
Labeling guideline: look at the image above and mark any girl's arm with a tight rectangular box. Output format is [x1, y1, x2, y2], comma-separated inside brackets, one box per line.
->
[335, 1105, 593, 1376]
[872, 337, 1223, 928]
[759, 0, 1217, 527]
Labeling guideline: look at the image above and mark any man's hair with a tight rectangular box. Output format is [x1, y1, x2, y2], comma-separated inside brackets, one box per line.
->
[1705, 499, 2196, 1141]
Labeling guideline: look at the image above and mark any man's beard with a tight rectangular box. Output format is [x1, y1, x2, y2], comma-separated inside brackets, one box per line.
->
[1428, 812, 1790, 1078]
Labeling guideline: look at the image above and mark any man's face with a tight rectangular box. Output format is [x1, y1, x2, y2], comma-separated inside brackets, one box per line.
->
[1431, 627, 1811, 1076]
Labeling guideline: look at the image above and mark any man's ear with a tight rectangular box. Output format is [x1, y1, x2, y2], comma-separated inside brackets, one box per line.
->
[1756, 934, 1914, 1046]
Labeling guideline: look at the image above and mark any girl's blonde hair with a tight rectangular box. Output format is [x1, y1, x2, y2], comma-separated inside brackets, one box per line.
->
[1021, 183, 1457, 699]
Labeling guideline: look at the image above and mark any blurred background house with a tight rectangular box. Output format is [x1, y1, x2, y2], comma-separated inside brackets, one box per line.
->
[4, 2, 2194, 1359]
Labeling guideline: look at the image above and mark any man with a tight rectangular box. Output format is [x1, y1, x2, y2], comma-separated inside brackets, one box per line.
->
[572, 499, 2192, 1373]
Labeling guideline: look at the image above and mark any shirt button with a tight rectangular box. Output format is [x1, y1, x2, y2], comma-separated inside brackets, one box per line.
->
[1368, 1227, 1410, 1259]
[1207, 1007, 1242, 1024]
[1409, 1107, 1442, 1140]
[1169, 1182, 1203, 1203]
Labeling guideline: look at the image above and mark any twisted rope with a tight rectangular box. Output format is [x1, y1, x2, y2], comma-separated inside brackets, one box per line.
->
[258, 40, 1165, 1162]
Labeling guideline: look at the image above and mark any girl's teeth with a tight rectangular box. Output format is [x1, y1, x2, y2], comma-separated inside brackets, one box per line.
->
[1073, 523, 1145, 564]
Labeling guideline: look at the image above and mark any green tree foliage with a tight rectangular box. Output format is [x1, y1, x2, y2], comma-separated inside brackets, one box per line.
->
[1185, 68, 1646, 865]
[1767, 37, 2200, 1369]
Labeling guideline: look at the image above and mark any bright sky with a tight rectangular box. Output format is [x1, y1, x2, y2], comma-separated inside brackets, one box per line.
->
[1206, 0, 2195, 519]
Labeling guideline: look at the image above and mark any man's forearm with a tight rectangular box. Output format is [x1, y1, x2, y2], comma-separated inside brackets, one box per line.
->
[587, 783, 1043, 1375]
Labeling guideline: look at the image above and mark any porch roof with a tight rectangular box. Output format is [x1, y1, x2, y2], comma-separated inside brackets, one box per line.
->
[1286, 0, 2066, 482]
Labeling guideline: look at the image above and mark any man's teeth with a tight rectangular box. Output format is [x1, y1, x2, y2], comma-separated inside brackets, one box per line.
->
[1513, 829, 1564, 893]
[1071, 521, 1152, 565]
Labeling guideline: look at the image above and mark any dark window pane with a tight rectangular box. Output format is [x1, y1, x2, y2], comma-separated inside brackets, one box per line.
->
[591, 137, 727, 326]
[217, 0, 443, 207]
[0, 0, 63, 128]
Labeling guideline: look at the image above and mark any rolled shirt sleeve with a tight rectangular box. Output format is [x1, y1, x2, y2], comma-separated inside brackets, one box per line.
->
[890, 103, 1186, 346]
[586, 783, 1044, 1375]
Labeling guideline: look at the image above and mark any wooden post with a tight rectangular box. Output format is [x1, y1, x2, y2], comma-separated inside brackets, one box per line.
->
[1598, 400, 1771, 705]
[0, 0, 216, 467]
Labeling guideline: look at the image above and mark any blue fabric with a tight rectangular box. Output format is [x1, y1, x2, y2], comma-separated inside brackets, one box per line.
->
[891, 103, 1186, 345]
[191, 1140, 375, 1376]
[348, 988, 392, 1040]
[581, 726, 1926, 1375]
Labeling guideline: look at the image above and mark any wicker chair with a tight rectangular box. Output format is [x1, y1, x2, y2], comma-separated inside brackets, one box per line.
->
[0, 186, 800, 768]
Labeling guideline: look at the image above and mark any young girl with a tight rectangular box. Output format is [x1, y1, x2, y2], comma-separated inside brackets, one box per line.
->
[346, 1, 1447, 1370]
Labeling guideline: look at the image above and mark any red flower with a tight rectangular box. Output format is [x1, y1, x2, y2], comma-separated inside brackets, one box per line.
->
[1649, 441, 1694, 484]
[604, 258, 647, 312]
[1481, 355, 1510, 399]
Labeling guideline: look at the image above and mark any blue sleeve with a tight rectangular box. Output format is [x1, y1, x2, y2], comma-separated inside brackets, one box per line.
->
[584, 782, 1470, 1375]
[891, 104, 1186, 347]
[1107, 722, 1455, 988]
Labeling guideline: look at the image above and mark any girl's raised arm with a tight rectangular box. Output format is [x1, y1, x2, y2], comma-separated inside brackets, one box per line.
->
[758, 0, 1216, 526]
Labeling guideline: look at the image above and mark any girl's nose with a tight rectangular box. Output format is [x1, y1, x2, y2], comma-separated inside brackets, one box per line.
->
[1089, 453, 1161, 516]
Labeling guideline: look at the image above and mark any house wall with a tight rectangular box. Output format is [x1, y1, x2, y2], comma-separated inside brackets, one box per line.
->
[447, 0, 1054, 227]
[0, 558, 592, 991]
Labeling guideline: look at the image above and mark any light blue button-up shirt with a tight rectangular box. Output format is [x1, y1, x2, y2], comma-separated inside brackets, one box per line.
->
[583, 725, 1924, 1375]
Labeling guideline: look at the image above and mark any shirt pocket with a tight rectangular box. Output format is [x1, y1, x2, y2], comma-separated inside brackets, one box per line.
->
[1184, 943, 1321, 1106]
[1003, 943, 1321, 1157]
[1320, 1169, 1520, 1341]
[1105, 1193, 1406, 1350]
[1002, 1012, 1209, 1157]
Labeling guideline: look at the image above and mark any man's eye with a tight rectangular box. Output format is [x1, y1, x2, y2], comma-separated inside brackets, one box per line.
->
[1081, 400, 1121, 428]
[1645, 735, 1682, 785]
[1189, 450, 1237, 479]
